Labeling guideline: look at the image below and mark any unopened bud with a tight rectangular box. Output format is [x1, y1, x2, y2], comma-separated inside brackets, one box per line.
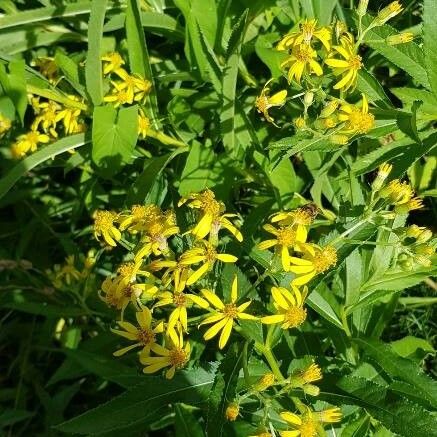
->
[415, 255, 432, 267]
[329, 134, 349, 145]
[372, 163, 392, 192]
[414, 244, 434, 256]
[225, 402, 239, 421]
[399, 259, 414, 271]
[304, 91, 314, 108]
[294, 116, 306, 129]
[374, 1, 403, 25]
[387, 32, 414, 45]
[303, 384, 320, 396]
[406, 225, 422, 238]
[379, 211, 396, 220]
[417, 229, 432, 243]
[253, 372, 275, 392]
[320, 100, 339, 118]
[358, 0, 369, 16]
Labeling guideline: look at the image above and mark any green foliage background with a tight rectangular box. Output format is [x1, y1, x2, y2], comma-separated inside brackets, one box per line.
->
[0, 0, 436, 436]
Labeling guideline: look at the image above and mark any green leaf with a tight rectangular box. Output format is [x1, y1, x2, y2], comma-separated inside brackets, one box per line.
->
[396, 101, 422, 143]
[85, 0, 107, 106]
[55, 51, 86, 97]
[174, 404, 205, 437]
[127, 148, 187, 204]
[103, 11, 184, 40]
[390, 336, 434, 359]
[391, 87, 437, 117]
[423, 0, 437, 97]
[91, 105, 138, 176]
[342, 414, 370, 437]
[354, 338, 437, 409]
[220, 10, 247, 156]
[0, 133, 88, 200]
[206, 347, 243, 437]
[125, 0, 160, 127]
[362, 17, 430, 89]
[336, 375, 437, 437]
[55, 366, 217, 435]
[307, 289, 343, 329]
[0, 409, 35, 427]
[0, 60, 27, 123]
[357, 69, 392, 108]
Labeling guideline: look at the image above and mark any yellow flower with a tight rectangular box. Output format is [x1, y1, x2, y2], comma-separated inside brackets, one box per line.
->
[0, 113, 12, 137]
[258, 222, 308, 271]
[277, 19, 332, 51]
[374, 1, 403, 25]
[31, 100, 62, 137]
[288, 244, 337, 285]
[93, 210, 121, 247]
[102, 52, 125, 75]
[56, 97, 83, 135]
[325, 34, 362, 91]
[112, 306, 164, 356]
[270, 206, 316, 234]
[253, 372, 276, 391]
[255, 80, 287, 126]
[299, 362, 322, 384]
[179, 241, 238, 285]
[225, 402, 240, 421]
[140, 328, 190, 379]
[11, 130, 50, 158]
[281, 44, 323, 83]
[280, 406, 342, 437]
[338, 94, 374, 134]
[154, 290, 209, 332]
[134, 210, 179, 260]
[104, 82, 134, 107]
[148, 259, 191, 294]
[55, 255, 81, 286]
[261, 285, 308, 329]
[138, 109, 150, 139]
[179, 189, 243, 242]
[199, 275, 257, 349]
[379, 180, 415, 206]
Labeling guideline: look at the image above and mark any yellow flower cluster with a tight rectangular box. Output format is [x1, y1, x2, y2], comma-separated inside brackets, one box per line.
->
[256, 4, 409, 145]
[10, 93, 86, 159]
[93, 189, 256, 379]
[226, 362, 342, 434]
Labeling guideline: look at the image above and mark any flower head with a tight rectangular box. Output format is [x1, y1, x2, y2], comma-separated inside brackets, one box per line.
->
[93, 210, 121, 247]
[281, 44, 323, 83]
[138, 109, 150, 139]
[325, 34, 362, 91]
[255, 80, 287, 126]
[199, 275, 257, 349]
[338, 94, 374, 134]
[179, 240, 237, 285]
[179, 189, 242, 242]
[386, 32, 414, 45]
[372, 162, 393, 191]
[0, 113, 12, 137]
[289, 244, 337, 285]
[374, 1, 403, 25]
[111, 306, 164, 356]
[32, 57, 58, 82]
[225, 402, 240, 421]
[102, 52, 125, 75]
[261, 285, 308, 329]
[11, 130, 50, 158]
[140, 327, 190, 379]
[277, 19, 332, 51]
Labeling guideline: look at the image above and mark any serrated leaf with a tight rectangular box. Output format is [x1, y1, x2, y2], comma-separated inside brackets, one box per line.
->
[396, 101, 422, 143]
[354, 338, 437, 409]
[55, 366, 216, 435]
[423, 0, 437, 97]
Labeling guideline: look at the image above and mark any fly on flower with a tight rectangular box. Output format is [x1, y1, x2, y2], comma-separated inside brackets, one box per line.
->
[199, 275, 257, 349]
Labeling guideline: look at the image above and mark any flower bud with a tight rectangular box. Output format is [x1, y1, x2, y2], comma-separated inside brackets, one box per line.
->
[374, 1, 403, 25]
[253, 372, 275, 392]
[329, 134, 349, 145]
[304, 91, 314, 108]
[399, 259, 414, 271]
[414, 244, 434, 256]
[320, 100, 339, 118]
[417, 229, 433, 243]
[225, 402, 239, 421]
[372, 163, 392, 192]
[294, 116, 306, 129]
[303, 384, 320, 396]
[415, 255, 432, 267]
[358, 0, 369, 16]
[386, 32, 414, 45]
[406, 225, 422, 238]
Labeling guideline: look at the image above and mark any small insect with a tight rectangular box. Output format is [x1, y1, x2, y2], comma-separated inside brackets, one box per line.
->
[300, 202, 320, 220]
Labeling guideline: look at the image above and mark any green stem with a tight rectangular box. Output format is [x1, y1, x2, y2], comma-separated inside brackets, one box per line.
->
[329, 216, 371, 246]
[27, 84, 88, 110]
[242, 341, 251, 386]
[147, 129, 188, 147]
[258, 344, 284, 381]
